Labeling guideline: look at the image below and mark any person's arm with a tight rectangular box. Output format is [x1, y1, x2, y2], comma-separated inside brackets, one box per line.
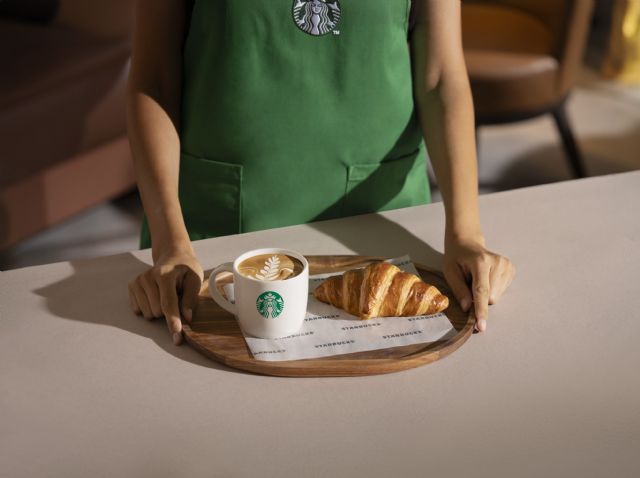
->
[126, 0, 203, 345]
[410, 0, 515, 331]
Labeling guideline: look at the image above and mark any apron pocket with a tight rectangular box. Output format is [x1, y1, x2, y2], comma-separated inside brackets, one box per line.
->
[343, 148, 429, 217]
[179, 152, 243, 240]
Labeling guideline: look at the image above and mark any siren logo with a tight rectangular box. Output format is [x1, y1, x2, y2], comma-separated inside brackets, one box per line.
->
[256, 291, 285, 319]
[293, 0, 342, 36]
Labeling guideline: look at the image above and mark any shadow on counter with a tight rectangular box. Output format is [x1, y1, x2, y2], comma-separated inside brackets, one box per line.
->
[308, 212, 445, 271]
[31, 252, 245, 373]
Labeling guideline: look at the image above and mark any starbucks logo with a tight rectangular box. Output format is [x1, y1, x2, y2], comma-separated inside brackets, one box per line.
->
[293, 0, 341, 36]
[256, 291, 285, 319]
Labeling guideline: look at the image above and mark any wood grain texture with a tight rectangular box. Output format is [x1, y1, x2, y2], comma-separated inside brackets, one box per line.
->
[183, 256, 475, 377]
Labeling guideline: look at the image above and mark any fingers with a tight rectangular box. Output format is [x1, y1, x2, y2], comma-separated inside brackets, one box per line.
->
[128, 287, 141, 316]
[445, 239, 516, 334]
[159, 274, 183, 345]
[471, 260, 491, 332]
[129, 280, 153, 320]
[129, 269, 186, 346]
[128, 253, 205, 347]
[180, 269, 202, 322]
[445, 264, 473, 313]
[140, 273, 163, 318]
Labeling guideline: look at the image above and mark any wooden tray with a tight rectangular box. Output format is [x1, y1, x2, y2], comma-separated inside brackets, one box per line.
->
[183, 256, 474, 377]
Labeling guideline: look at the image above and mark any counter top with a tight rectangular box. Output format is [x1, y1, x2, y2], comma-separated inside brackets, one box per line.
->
[2, 171, 639, 477]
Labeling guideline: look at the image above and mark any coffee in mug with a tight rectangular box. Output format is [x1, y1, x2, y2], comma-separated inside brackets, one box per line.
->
[238, 253, 304, 281]
[209, 248, 309, 339]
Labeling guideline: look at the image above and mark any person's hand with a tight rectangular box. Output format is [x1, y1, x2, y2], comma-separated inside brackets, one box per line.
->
[128, 248, 204, 345]
[443, 233, 515, 332]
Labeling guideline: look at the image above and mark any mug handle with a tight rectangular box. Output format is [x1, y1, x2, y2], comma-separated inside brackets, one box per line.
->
[208, 262, 237, 315]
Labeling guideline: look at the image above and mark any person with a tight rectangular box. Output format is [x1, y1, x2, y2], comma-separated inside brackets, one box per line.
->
[126, 0, 516, 346]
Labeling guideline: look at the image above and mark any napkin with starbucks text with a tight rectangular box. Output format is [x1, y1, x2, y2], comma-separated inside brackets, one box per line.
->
[223, 256, 456, 362]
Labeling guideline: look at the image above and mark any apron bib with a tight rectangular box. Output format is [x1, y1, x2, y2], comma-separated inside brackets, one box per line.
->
[140, 0, 430, 249]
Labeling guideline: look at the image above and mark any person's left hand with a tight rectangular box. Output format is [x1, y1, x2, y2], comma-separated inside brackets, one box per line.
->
[443, 234, 515, 332]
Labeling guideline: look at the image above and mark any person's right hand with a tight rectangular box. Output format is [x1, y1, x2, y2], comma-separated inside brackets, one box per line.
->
[128, 249, 204, 345]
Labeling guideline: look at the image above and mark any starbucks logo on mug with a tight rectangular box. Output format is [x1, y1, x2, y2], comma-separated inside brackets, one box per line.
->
[293, 0, 342, 36]
[256, 291, 285, 319]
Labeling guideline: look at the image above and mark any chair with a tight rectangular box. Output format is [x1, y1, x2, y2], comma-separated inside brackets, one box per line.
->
[461, 0, 595, 178]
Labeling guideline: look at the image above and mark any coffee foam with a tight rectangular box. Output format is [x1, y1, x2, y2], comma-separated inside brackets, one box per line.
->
[238, 254, 303, 281]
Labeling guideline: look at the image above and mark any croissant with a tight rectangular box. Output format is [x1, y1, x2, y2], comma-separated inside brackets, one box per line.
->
[313, 262, 449, 320]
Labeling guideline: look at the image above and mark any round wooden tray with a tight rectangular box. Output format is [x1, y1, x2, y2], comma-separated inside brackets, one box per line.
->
[183, 256, 475, 377]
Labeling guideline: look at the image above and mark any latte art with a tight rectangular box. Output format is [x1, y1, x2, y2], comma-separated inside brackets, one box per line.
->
[238, 254, 304, 281]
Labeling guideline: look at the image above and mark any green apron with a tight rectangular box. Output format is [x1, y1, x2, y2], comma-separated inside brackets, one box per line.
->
[140, 0, 430, 249]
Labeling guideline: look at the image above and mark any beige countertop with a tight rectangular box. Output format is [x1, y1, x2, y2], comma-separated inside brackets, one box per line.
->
[1, 171, 639, 478]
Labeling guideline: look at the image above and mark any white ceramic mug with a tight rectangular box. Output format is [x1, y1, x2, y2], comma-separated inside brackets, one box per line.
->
[208, 248, 309, 339]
